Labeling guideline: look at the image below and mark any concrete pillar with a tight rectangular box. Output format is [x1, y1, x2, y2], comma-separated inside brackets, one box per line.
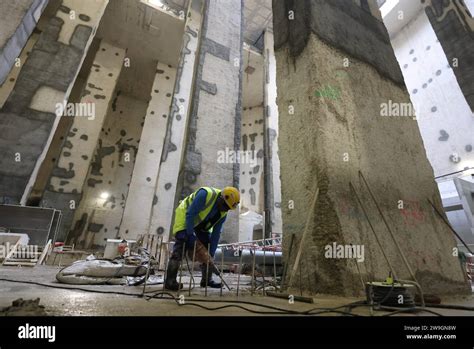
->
[119, 62, 177, 238]
[423, 1, 474, 112]
[0, 33, 39, 108]
[67, 93, 149, 249]
[41, 41, 125, 242]
[390, 11, 474, 177]
[147, 0, 205, 240]
[178, 0, 244, 243]
[273, 0, 469, 296]
[0, 0, 109, 205]
[263, 29, 283, 236]
[0, 0, 49, 85]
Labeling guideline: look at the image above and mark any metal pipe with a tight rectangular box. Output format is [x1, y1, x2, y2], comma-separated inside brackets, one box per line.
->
[214, 248, 282, 264]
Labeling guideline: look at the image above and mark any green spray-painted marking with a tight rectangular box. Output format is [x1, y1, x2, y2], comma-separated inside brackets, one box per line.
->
[315, 85, 341, 100]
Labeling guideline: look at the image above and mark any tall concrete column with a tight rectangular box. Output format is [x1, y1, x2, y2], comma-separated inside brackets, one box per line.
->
[0, 0, 109, 204]
[42, 41, 125, 242]
[148, 0, 205, 241]
[119, 62, 177, 238]
[273, 0, 469, 296]
[423, 1, 474, 111]
[177, 0, 244, 243]
[263, 29, 283, 236]
[0, 0, 49, 85]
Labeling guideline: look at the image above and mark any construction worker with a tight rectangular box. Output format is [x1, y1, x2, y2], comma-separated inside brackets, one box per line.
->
[164, 186, 240, 291]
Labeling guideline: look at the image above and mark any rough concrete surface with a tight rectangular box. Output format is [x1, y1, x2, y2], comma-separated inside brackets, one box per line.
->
[0, 266, 473, 316]
[180, 0, 244, 243]
[275, 33, 469, 296]
[0, 0, 107, 204]
[0, 0, 48, 84]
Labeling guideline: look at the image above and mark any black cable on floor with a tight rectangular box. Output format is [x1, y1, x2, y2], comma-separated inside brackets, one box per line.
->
[0, 277, 355, 316]
[1, 277, 465, 316]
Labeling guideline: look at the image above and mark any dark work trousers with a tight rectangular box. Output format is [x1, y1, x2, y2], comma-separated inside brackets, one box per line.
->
[169, 230, 210, 262]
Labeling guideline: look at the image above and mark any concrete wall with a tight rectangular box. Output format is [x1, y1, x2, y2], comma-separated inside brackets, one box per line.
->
[179, 0, 244, 243]
[273, 0, 469, 296]
[424, 0, 474, 112]
[42, 41, 125, 243]
[0, 0, 108, 205]
[391, 11, 474, 178]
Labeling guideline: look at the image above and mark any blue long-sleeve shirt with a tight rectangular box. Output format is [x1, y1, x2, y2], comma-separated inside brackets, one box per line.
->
[186, 189, 226, 256]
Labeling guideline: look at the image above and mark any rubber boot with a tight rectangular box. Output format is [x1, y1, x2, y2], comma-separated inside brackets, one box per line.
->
[200, 263, 222, 288]
[164, 259, 184, 291]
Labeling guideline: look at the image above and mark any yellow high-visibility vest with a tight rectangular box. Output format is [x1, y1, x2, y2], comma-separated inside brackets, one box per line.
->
[172, 187, 227, 235]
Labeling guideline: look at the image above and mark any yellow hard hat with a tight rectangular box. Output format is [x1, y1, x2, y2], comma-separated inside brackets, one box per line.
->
[222, 187, 240, 210]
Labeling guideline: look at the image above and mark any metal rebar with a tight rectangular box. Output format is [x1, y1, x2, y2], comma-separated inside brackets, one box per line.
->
[156, 236, 163, 266]
[163, 243, 169, 291]
[289, 187, 320, 288]
[189, 240, 197, 297]
[280, 233, 295, 292]
[428, 198, 474, 254]
[272, 246, 277, 290]
[236, 248, 243, 297]
[177, 243, 185, 297]
[358, 171, 418, 284]
[251, 246, 256, 296]
[349, 181, 397, 279]
[351, 243, 365, 291]
[205, 243, 210, 297]
[141, 254, 152, 296]
[220, 245, 224, 297]
[262, 228, 266, 296]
